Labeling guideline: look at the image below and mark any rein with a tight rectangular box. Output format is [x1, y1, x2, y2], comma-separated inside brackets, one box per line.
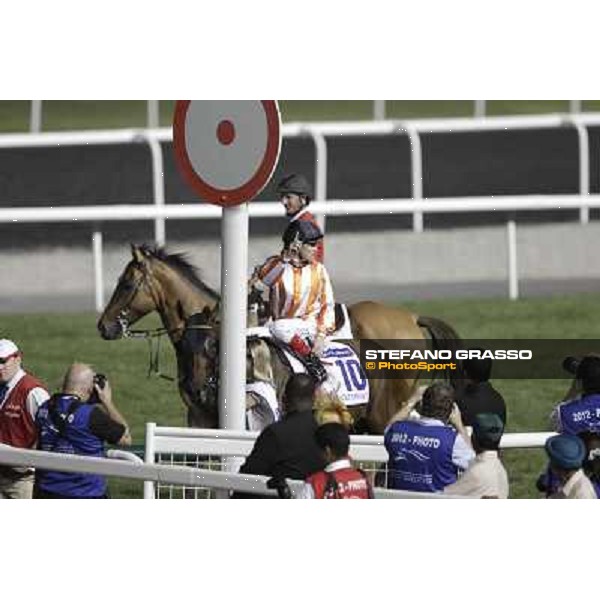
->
[125, 325, 176, 382]
[124, 321, 217, 383]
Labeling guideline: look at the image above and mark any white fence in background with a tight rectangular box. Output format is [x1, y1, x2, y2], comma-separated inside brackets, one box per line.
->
[3, 113, 600, 307]
[143, 423, 555, 499]
[5, 112, 600, 237]
[2, 194, 600, 308]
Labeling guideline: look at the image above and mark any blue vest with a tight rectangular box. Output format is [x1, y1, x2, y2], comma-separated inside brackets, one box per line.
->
[557, 394, 600, 435]
[384, 420, 458, 493]
[36, 395, 107, 498]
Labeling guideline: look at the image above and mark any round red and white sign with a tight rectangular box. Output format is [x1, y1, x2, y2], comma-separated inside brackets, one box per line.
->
[173, 100, 281, 207]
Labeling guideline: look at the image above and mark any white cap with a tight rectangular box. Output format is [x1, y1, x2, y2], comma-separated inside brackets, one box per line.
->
[0, 339, 19, 359]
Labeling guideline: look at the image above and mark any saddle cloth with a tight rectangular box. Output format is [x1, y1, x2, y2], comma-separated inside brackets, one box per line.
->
[246, 327, 369, 407]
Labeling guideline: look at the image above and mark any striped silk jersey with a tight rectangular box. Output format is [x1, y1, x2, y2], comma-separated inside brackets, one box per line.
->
[255, 255, 335, 334]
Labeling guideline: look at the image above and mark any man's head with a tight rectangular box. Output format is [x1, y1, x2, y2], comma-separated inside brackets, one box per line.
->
[472, 412, 504, 452]
[282, 373, 315, 414]
[315, 422, 350, 464]
[0, 339, 22, 384]
[419, 382, 455, 422]
[545, 434, 586, 480]
[277, 174, 312, 217]
[463, 351, 492, 383]
[62, 363, 95, 402]
[282, 219, 322, 264]
[576, 355, 600, 395]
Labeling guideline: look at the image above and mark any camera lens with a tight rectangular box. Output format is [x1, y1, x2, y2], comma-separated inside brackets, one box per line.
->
[562, 356, 580, 375]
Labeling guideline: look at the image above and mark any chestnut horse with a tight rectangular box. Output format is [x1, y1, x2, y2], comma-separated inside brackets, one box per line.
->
[97, 244, 461, 432]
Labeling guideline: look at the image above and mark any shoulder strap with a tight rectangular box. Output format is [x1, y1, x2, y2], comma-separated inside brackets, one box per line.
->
[357, 467, 375, 499]
[47, 396, 82, 437]
[324, 471, 340, 499]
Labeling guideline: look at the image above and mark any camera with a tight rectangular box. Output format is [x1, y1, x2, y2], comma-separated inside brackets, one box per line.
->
[94, 373, 107, 389]
[89, 373, 107, 404]
[562, 356, 580, 375]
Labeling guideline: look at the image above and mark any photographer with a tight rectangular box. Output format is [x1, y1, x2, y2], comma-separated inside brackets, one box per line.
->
[537, 355, 600, 496]
[551, 355, 600, 435]
[384, 382, 474, 494]
[34, 363, 131, 499]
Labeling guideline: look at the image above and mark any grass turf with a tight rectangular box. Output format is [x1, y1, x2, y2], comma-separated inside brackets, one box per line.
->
[2, 100, 600, 132]
[2, 292, 600, 498]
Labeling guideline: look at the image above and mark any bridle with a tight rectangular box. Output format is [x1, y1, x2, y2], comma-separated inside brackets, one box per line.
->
[113, 261, 168, 339]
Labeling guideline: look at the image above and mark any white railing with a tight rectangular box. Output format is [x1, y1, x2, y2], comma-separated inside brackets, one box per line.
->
[143, 423, 554, 499]
[0, 443, 466, 499]
[2, 193, 600, 308]
[2, 418, 551, 500]
[4, 112, 600, 235]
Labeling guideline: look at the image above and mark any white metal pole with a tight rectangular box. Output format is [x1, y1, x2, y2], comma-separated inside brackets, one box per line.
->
[309, 129, 328, 233]
[141, 133, 166, 245]
[92, 229, 104, 312]
[147, 100, 160, 128]
[219, 204, 248, 434]
[401, 123, 424, 232]
[474, 100, 486, 118]
[373, 100, 386, 120]
[507, 220, 519, 300]
[144, 422, 156, 499]
[572, 121, 590, 224]
[569, 100, 582, 114]
[30, 100, 42, 133]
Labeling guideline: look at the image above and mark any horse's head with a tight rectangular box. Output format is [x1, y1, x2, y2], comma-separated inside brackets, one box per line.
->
[178, 304, 221, 428]
[97, 244, 159, 340]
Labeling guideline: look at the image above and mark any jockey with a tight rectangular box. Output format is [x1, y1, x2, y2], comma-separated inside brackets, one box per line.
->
[250, 219, 334, 383]
[278, 173, 324, 263]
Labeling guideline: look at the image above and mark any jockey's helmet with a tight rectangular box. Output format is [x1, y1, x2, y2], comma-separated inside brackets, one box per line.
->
[282, 219, 323, 248]
[277, 173, 312, 202]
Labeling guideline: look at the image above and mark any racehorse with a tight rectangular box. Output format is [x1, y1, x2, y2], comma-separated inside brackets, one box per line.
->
[97, 244, 461, 433]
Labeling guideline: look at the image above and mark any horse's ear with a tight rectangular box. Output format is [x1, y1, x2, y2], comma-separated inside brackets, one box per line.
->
[131, 244, 145, 264]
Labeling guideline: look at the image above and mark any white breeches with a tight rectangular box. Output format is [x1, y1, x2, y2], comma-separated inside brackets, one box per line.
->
[268, 318, 317, 344]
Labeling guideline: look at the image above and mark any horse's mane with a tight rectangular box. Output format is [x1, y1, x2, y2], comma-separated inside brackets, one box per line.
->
[140, 244, 220, 301]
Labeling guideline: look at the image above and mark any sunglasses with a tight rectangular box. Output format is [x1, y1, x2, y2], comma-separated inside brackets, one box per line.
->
[0, 353, 19, 365]
[304, 240, 318, 247]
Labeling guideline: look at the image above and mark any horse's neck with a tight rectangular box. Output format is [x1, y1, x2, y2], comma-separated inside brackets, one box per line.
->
[153, 269, 217, 342]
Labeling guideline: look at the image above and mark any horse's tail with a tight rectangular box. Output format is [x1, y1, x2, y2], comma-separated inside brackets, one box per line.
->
[417, 315, 463, 383]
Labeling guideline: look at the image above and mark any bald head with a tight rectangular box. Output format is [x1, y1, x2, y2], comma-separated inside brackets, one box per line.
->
[62, 363, 95, 400]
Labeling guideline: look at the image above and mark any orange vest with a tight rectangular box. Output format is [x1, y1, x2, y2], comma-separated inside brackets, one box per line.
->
[0, 373, 47, 448]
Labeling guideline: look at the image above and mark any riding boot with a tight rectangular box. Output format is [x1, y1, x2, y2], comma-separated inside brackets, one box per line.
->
[288, 334, 327, 384]
[304, 352, 328, 384]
